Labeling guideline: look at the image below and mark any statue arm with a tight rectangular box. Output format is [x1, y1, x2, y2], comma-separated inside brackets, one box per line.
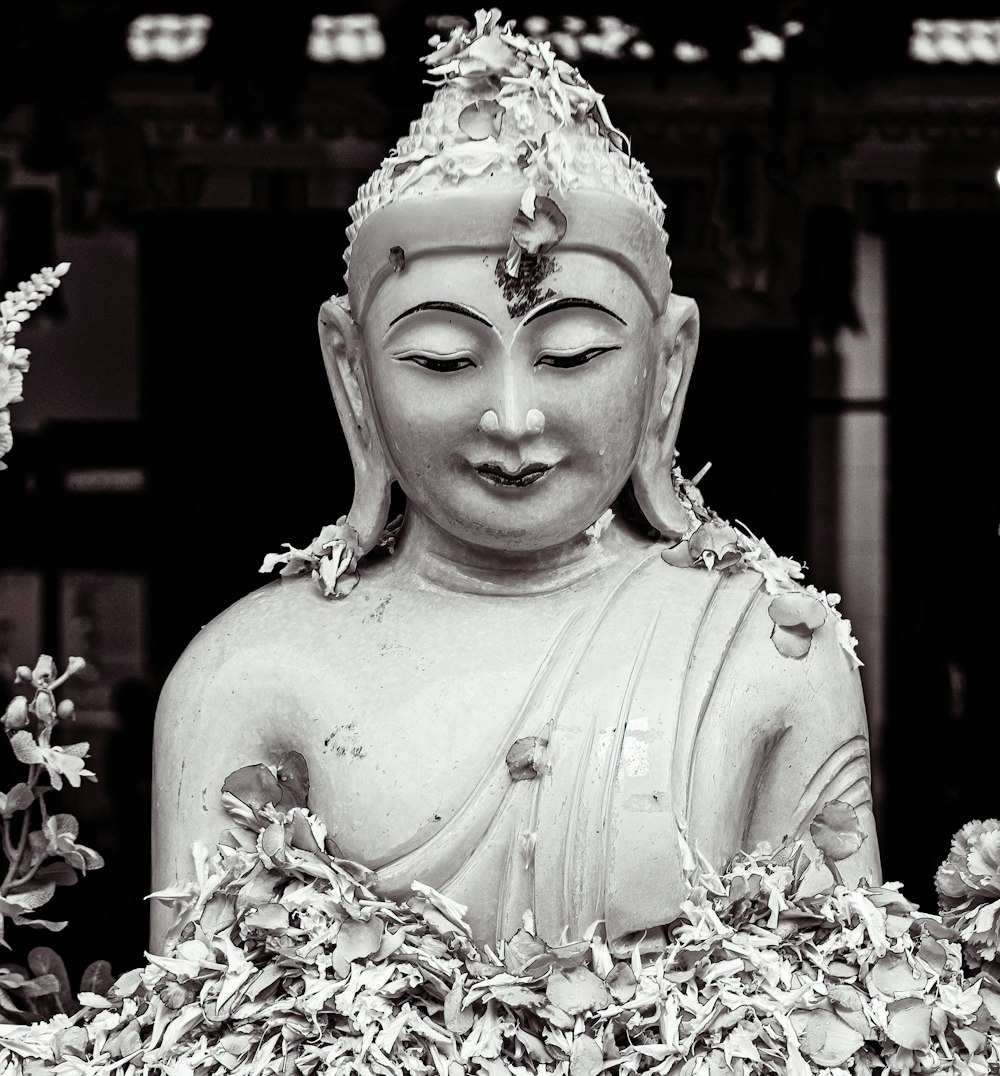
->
[745, 610, 882, 887]
[150, 612, 289, 950]
[150, 636, 235, 951]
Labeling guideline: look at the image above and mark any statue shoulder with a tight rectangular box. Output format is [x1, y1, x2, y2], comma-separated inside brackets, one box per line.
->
[156, 571, 396, 725]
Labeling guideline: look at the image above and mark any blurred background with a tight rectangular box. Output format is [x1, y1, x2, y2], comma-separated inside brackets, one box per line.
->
[0, 1, 998, 976]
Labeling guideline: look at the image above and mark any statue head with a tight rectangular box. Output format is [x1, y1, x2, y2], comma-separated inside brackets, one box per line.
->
[319, 9, 699, 557]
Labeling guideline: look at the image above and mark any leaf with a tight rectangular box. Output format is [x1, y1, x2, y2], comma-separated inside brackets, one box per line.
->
[8, 731, 42, 765]
[770, 623, 815, 659]
[689, 520, 743, 570]
[332, 916, 383, 968]
[511, 195, 567, 257]
[80, 960, 114, 998]
[487, 983, 545, 1008]
[505, 735, 546, 781]
[222, 763, 283, 811]
[243, 904, 290, 931]
[288, 812, 322, 853]
[458, 100, 505, 140]
[32, 862, 79, 888]
[13, 916, 67, 931]
[810, 800, 866, 862]
[503, 928, 549, 975]
[570, 1034, 604, 1076]
[0, 783, 34, 818]
[4, 882, 56, 911]
[26, 947, 73, 1016]
[768, 592, 828, 630]
[886, 996, 932, 1050]
[768, 592, 828, 659]
[605, 962, 637, 1003]
[275, 753, 305, 809]
[827, 983, 873, 1037]
[15, 973, 61, 999]
[870, 952, 928, 995]
[444, 979, 474, 1034]
[791, 1009, 865, 1067]
[545, 967, 610, 1015]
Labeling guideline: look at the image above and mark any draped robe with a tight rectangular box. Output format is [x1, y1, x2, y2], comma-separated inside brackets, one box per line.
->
[372, 553, 880, 950]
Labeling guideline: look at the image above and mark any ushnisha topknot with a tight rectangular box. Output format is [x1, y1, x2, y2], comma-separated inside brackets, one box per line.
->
[344, 8, 669, 289]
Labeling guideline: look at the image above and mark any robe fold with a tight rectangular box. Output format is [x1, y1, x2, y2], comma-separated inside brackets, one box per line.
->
[373, 555, 878, 949]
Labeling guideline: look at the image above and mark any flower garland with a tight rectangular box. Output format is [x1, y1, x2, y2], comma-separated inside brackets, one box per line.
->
[2, 758, 999, 1076]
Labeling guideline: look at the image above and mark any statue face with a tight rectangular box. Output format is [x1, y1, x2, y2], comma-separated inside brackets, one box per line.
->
[359, 250, 662, 553]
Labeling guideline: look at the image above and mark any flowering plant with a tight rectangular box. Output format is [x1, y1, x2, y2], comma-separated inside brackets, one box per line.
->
[0, 264, 70, 470]
[936, 821, 1000, 974]
[3, 758, 998, 1075]
[0, 656, 108, 1024]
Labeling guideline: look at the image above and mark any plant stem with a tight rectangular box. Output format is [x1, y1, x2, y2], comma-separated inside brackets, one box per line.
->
[1, 817, 16, 882]
[1, 765, 41, 896]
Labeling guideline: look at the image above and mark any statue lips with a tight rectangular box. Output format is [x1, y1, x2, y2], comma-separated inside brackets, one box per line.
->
[474, 460, 553, 488]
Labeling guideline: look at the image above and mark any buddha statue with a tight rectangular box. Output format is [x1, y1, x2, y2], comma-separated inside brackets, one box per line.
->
[151, 10, 880, 954]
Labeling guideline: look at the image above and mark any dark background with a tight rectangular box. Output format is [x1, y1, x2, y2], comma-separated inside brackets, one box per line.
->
[0, 2, 998, 978]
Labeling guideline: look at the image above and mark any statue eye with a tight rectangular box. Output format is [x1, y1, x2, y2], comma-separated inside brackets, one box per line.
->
[536, 346, 621, 369]
[397, 355, 475, 372]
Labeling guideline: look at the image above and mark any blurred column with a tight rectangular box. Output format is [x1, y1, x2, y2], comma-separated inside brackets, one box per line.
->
[833, 234, 889, 818]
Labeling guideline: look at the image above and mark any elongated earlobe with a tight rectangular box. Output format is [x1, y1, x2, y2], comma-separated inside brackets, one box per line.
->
[631, 293, 700, 540]
[318, 296, 393, 553]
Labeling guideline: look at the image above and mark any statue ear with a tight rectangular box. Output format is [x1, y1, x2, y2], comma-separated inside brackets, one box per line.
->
[318, 296, 393, 554]
[631, 293, 700, 541]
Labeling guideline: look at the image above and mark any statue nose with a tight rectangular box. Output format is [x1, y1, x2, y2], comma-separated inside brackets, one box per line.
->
[479, 407, 545, 437]
[479, 368, 545, 439]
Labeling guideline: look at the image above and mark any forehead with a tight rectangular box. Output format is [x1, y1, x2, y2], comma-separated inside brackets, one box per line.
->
[362, 249, 651, 334]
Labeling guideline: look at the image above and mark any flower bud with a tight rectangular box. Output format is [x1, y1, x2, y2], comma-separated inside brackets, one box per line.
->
[56, 699, 76, 721]
[65, 656, 86, 677]
[31, 655, 55, 683]
[3, 695, 29, 730]
[34, 691, 54, 723]
[15, 665, 32, 682]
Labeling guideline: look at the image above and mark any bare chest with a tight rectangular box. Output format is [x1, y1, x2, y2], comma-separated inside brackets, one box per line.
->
[272, 604, 568, 867]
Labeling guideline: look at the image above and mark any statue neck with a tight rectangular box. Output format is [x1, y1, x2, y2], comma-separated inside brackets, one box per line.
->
[393, 507, 646, 597]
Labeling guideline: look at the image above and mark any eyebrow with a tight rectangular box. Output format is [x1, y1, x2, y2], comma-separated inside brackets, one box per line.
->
[387, 301, 493, 328]
[523, 297, 627, 327]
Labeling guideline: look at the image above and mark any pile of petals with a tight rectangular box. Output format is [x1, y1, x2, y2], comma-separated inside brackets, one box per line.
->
[3, 758, 999, 1076]
[663, 458, 863, 667]
[936, 819, 1000, 974]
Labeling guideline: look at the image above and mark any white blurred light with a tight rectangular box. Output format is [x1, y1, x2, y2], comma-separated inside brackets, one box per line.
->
[783, 20, 805, 38]
[308, 14, 385, 63]
[127, 14, 211, 63]
[995, 167, 1000, 188]
[630, 39, 655, 61]
[548, 31, 582, 62]
[909, 19, 1000, 64]
[560, 15, 587, 36]
[674, 40, 709, 64]
[739, 24, 785, 64]
[523, 15, 550, 37]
